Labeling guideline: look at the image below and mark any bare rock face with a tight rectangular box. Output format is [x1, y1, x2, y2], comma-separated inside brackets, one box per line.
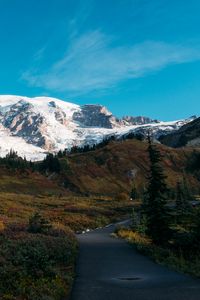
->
[122, 116, 159, 125]
[48, 101, 68, 126]
[54, 110, 67, 125]
[73, 105, 119, 128]
[1, 100, 52, 149]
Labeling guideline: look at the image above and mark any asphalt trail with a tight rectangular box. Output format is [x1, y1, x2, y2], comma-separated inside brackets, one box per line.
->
[70, 221, 200, 300]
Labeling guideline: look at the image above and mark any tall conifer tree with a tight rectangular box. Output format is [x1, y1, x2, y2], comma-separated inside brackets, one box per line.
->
[144, 135, 171, 245]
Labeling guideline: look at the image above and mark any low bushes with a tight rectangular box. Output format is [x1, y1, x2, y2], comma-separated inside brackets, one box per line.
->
[116, 227, 200, 277]
[0, 217, 77, 300]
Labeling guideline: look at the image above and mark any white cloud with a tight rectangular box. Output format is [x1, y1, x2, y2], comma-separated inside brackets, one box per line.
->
[22, 30, 200, 96]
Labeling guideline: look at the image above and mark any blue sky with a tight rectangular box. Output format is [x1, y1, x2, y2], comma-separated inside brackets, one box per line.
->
[0, 0, 200, 120]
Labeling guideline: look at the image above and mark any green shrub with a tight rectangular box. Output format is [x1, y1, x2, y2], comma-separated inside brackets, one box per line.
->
[117, 228, 200, 278]
[28, 212, 52, 234]
[0, 222, 77, 299]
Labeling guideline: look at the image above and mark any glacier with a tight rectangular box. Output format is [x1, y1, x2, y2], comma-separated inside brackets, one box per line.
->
[0, 95, 195, 161]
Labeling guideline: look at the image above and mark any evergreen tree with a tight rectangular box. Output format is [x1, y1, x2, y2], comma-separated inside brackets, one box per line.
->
[28, 212, 52, 234]
[130, 184, 138, 200]
[193, 208, 200, 246]
[57, 150, 63, 158]
[182, 176, 194, 201]
[6, 149, 18, 159]
[143, 135, 171, 245]
[29, 160, 35, 171]
[176, 179, 191, 222]
[41, 153, 61, 173]
[131, 207, 139, 230]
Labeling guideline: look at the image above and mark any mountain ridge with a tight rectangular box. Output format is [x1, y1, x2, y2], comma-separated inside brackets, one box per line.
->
[159, 117, 200, 148]
[0, 95, 197, 160]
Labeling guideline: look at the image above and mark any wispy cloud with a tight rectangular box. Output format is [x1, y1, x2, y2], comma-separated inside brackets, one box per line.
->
[22, 30, 200, 96]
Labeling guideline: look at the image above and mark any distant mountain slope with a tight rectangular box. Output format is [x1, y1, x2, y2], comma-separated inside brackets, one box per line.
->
[0, 95, 196, 160]
[159, 117, 200, 148]
[60, 139, 200, 196]
[0, 139, 199, 198]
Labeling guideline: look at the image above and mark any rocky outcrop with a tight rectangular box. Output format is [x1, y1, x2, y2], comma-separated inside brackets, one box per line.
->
[73, 104, 119, 128]
[122, 116, 159, 125]
[1, 100, 52, 149]
[48, 101, 68, 126]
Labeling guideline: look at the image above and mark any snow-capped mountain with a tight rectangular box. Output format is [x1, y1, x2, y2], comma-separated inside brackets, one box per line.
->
[0, 95, 196, 161]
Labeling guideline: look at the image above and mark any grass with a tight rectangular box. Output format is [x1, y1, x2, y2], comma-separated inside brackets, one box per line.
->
[116, 227, 200, 278]
[0, 192, 132, 231]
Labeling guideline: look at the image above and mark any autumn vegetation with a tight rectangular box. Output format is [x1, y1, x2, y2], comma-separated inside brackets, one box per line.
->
[116, 137, 200, 277]
[0, 136, 200, 298]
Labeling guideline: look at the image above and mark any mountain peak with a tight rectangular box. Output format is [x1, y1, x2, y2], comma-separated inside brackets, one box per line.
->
[0, 95, 196, 160]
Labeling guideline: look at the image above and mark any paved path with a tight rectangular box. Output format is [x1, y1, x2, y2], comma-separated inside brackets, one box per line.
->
[70, 221, 200, 300]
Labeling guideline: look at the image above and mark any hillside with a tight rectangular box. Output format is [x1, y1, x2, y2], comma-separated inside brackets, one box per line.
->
[58, 139, 200, 196]
[0, 161, 132, 231]
[0, 137, 200, 299]
[159, 117, 200, 148]
[0, 139, 199, 229]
